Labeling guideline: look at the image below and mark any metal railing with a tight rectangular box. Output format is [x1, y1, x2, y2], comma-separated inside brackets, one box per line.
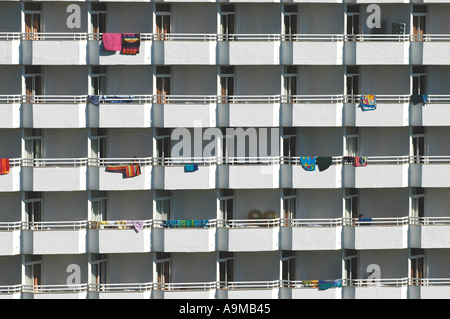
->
[89, 282, 153, 292]
[286, 218, 343, 227]
[22, 220, 88, 230]
[410, 216, 450, 226]
[22, 284, 88, 293]
[22, 157, 88, 167]
[88, 219, 152, 230]
[154, 281, 218, 291]
[343, 278, 409, 287]
[343, 216, 409, 226]
[0, 95, 21, 103]
[219, 280, 280, 290]
[92, 157, 153, 167]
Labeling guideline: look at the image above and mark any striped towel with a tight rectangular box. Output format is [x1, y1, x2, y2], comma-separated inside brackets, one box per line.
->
[318, 279, 342, 291]
[121, 33, 140, 55]
[106, 164, 141, 178]
[163, 219, 209, 228]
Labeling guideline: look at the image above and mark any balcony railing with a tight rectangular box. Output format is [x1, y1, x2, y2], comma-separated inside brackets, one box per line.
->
[22, 284, 88, 293]
[89, 219, 152, 230]
[22, 220, 88, 230]
[343, 278, 409, 287]
[22, 158, 88, 167]
[343, 216, 409, 226]
[410, 217, 450, 226]
[89, 282, 153, 292]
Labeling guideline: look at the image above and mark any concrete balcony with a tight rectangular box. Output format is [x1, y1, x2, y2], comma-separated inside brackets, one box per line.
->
[420, 159, 450, 187]
[153, 282, 216, 299]
[409, 218, 450, 249]
[152, 220, 216, 252]
[88, 220, 151, 254]
[422, 37, 450, 65]
[95, 159, 152, 191]
[290, 35, 344, 65]
[23, 34, 88, 65]
[344, 157, 410, 188]
[280, 282, 342, 299]
[96, 96, 151, 128]
[217, 281, 279, 299]
[0, 286, 21, 299]
[280, 219, 342, 251]
[226, 35, 280, 65]
[0, 97, 21, 128]
[289, 96, 344, 127]
[152, 96, 217, 128]
[22, 158, 88, 192]
[155, 35, 216, 65]
[288, 161, 342, 189]
[343, 217, 409, 250]
[217, 219, 280, 252]
[22, 284, 88, 299]
[98, 36, 151, 65]
[349, 96, 410, 127]
[22, 221, 87, 255]
[0, 222, 21, 255]
[153, 162, 216, 190]
[0, 162, 21, 192]
[416, 96, 450, 126]
[0, 34, 21, 64]
[223, 98, 280, 127]
[354, 35, 410, 65]
[219, 162, 280, 189]
[413, 280, 450, 299]
[345, 278, 409, 299]
[23, 96, 87, 128]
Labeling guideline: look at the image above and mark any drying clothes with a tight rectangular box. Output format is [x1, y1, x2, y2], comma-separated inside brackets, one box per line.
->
[102, 33, 123, 51]
[121, 33, 140, 55]
[301, 280, 318, 288]
[316, 156, 333, 172]
[0, 158, 10, 175]
[184, 164, 199, 172]
[88, 95, 106, 106]
[129, 220, 145, 232]
[318, 279, 342, 291]
[103, 95, 135, 104]
[411, 94, 429, 106]
[106, 164, 141, 178]
[358, 217, 372, 226]
[163, 219, 209, 228]
[300, 157, 316, 171]
[360, 94, 376, 111]
[353, 156, 368, 167]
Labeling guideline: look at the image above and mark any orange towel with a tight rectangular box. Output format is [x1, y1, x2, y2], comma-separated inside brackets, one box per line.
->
[0, 158, 10, 175]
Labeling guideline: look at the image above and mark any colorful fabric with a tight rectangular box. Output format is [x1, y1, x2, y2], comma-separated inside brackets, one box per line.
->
[102, 33, 122, 51]
[106, 164, 141, 178]
[360, 94, 376, 111]
[318, 279, 342, 291]
[0, 158, 10, 175]
[316, 156, 333, 172]
[130, 220, 145, 232]
[300, 157, 316, 171]
[163, 219, 209, 228]
[353, 156, 368, 167]
[121, 33, 140, 55]
[184, 164, 199, 172]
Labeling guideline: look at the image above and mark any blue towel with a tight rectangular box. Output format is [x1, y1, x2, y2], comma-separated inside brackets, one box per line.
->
[318, 279, 342, 291]
[360, 94, 376, 111]
[411, 94, 429, 106]
[163, 219, 209, 228]
[184, 164, 199, 172]
[104, 95, 135, 103]
[300, 157, 316, 171]
[358, 217, 372, 226]
[88, 95, 105, 106]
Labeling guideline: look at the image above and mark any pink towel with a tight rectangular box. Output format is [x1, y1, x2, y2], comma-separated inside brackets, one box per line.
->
[103, 33, 122, 51]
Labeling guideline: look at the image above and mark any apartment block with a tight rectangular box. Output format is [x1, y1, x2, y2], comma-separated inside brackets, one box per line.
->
[0, 0, 449, 299]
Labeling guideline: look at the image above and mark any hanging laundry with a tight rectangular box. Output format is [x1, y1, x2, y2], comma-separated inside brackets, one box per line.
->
[103, 95, 135, 104]
[106, 164, 141, 178]
[88, 95, 106, 106]
[316, 156, 333, 172]
[0, 159, 10, 175]
[360, 94, 376, 111]
[353, 156, 368, 167]
[411, 94, 429, 106]
[300, 157, 316, 171]
[163, 219, 209, 228]
[121, 33, 140, 55]
[129, 220, 145, 232]
[184, 164, 199, 172]
[318, 279, 342, 291]
[102, 33, 123, 51]
[301, 280, 318, 288]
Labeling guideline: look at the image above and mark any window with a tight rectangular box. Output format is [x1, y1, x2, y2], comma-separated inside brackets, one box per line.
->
[155, 128, 171, 163]
[90, 128, 107, 159]
[411, 126, 425, 164]
[283, 5, 298, 39]
[24, 129, 42, 164]
[155, 66, 171, 103]
[412, 66, 426, 95]
[282, 188, 296, 223]
[90, 66, 106, 96]
[156, 252, 171, 287]
[346, 5, 360, 41]
[344, 188, 358, 221]
[219, 66, 234, 103]
[283, 66, 297, 102]
[410, 248, 425, 284]
[91, 191, 107, 222]
[24, 66, 42, 102]
[346, 66, 359, 102]
[24, 255, 42, 290]
[411, 187, 425, 223]
[155, 190, 171, 220]
[24, 3, 41, 40]
[220, 4, 235, 40]
[412, 5, 427, 42]
[219, 252, 234, 283]
[91, 254, 107, 289]
[24, 192, 42, 230]
[281, 251, 296, 282]
[282, 128, 296, 161]
[91, 3, 106, 40]
[155, 4, 171, 40]
[219, 189, 234, 223]
[344, 249, 358, 281]
[344, 127, 359, 157]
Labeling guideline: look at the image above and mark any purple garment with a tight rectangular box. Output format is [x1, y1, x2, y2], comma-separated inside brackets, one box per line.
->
[130, 220, 145, 232]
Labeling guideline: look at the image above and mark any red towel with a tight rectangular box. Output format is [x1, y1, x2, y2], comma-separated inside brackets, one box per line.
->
[106, 164, 141, 178]
[103, 33, 122, 51]
[0, 158, 10, 175]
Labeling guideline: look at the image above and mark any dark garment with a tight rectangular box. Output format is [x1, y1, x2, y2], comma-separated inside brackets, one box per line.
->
[316, 156, 333, 172]
[411, 94, 429, 106]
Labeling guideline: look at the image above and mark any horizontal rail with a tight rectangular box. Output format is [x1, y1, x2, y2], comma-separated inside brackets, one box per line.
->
[410, 216, 450, 225]
[22, 158, 88, 167]
[89, 220, 152, 230]
[0, 285, 22, 294]
[22, 284, 88, 293]
[287, 218, 343, 227]
[343, 278, 409, 287]
[154, 282, 218, 291]
[89, 282, 153, 292]
[343, 217, 409, 226]
[23, 220, 88, 230]
[93, 157, 153, 166]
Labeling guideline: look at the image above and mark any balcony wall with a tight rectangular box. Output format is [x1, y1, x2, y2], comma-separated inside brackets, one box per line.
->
[152, 227, 216, 252]
[228, 41, 280, 65]
[344, 164, 409, 188]
[226, 103, 280, 127]
[29, 40, 88, 65]
[422, 42, 450, 65]
[290, 164, 342, 189]
[97, 165, 152, 191]
[281, 226, 342, 250]
[0, 40, 20, 64]
[154, 103, 216, 128]
[343, 225, 408, 250]
[220, 165, 280, 189]
[353, 102, 409, 127]
[98, 41, 151, 65]
[217, 227, 280, 251]
[22, 229, 87, 254]
[89, 227, 151, 254]
[98, 103, 151, 128]
[153, 165, 216, 190]
[355, 41, 409, 65]
[409, 224, 450, 249]
[0, 103, 21, 128]
[160, 41, 216, 65]
[421, 164, 450, 187]
[28, 103, 87, 128]
[22, 166, 87, 192]
[292, 41, 343, 65]
[0, 166, 21, 192]
[0, 230, 21, 255]
[290, 103, 343, 127]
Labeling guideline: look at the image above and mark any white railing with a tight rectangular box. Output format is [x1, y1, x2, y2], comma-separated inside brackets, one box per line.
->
[92, 157, 153, 167]
[287, 218, 343, 227]
[154, 282, 218, 291]
[23, 220, 87, 230]
[89, 282, 153, 292]
[346, 34, 410, 42]
[410, 216, 450, 226]
[219, 280, 280, 290]
[0, 32, 21, 40]
[155, 33, 216, 41]
[0, 95, 21, 103]
[0, 221, 24, 231]
[343, 278, 409, 287]
[22, 157, 88, 167]
[23, 32, 88, 41]
[225, 218, 280, 228]
[283, 34, 344, 42]
[22, 284, 88, 293]
[24, 95, 87, 104]
[0, 285, 22, 294]
[153, 156, 216, 166]
[410, 278, 450, 286]
[89, 219, 152, 230]
[343, 216, 409, 226]
[153, 219, 216, 228]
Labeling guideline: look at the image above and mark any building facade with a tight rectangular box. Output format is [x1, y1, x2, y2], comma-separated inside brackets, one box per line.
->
[0, 0, 449, 299]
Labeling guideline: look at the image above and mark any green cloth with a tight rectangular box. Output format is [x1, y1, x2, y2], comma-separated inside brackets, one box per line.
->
[316, 156, 333, 172]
